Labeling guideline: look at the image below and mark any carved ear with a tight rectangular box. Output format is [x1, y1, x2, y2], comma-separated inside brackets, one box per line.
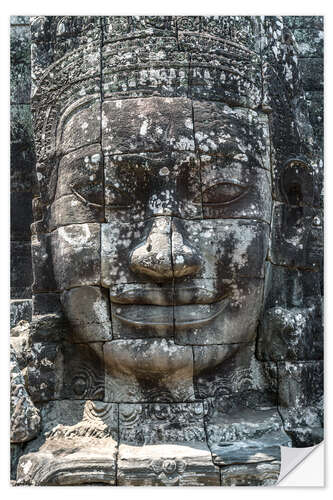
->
[280, 159, 314, 206]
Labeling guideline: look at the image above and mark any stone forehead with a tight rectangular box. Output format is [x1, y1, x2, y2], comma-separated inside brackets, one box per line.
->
[58, 96, 268, 156]
[31, 16, 267, 163]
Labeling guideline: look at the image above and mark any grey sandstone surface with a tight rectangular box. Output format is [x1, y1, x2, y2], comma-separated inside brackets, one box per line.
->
[10, 15, 323, 486]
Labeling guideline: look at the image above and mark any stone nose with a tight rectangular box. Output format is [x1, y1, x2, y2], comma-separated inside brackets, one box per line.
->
[130, 217, 201, 282]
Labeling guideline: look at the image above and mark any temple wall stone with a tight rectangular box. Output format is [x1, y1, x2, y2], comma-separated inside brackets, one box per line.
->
[10, 16, 36, 326]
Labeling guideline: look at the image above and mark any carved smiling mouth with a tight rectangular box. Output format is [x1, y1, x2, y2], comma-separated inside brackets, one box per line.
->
[111, 296, 229, 329]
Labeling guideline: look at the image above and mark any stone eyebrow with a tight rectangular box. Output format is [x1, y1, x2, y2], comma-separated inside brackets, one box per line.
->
[199, 147, 267, 169]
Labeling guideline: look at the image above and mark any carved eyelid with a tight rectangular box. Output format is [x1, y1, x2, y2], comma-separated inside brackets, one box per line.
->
[202, 178, 248, 191]
[201, 180, 249, 205]
[69, 185, 103, 208]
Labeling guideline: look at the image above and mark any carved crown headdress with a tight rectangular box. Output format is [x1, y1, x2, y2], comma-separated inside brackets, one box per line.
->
[30, 16, 314, 208]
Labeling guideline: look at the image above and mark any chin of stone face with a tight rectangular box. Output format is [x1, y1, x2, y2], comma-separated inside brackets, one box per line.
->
[10, 15, 323, 487]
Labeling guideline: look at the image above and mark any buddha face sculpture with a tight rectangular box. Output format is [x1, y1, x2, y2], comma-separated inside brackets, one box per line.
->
[46, 94, 272, 402]
[27, 14, 322, 406]
[12, 15, 323, 487]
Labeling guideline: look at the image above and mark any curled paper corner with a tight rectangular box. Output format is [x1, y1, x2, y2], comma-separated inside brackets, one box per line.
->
[277, 442, 324, 486]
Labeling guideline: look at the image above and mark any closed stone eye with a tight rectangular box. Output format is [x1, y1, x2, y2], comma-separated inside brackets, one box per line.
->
[70, 185, 103, 208]
[201, 182, 248, 205]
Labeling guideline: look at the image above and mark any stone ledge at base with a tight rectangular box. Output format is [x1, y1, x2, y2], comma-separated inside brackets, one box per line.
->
[16, 438, 118, 485]
[117, 442, 220, 486]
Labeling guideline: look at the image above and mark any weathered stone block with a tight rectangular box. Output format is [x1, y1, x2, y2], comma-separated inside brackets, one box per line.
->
[199, 157, 271, 222]
[119, 402, 207, 444]
[27, 342, 63, 402]
[220, 461, 280, 486]
[10, 320, 31, 371]
[293, 28, 323, 57]
[102, 37, 189, 99]
[10, 142, 36, 193]
[10, 299, 32, 328]
[104, 339, 194, 402]
[199, 16, 260, 51]
[175, 278, 264, 345]
[205, 406, 290, 466]
[128, 16, 175, 34]
[10, 104, 34, 145]
[52, 223, 101, 290]
[17, 400, 118, 485]
[30, 39, 97, 100]
[30, 293, 67, 342]
[102, 97, 194, 154]
[30, 314, 68, 343]
[102, 16, 131, 40]
[283, 16, 323, 31]
[26, 341, 105, 402]
[11, 241, 32, 299]
[176, 16, 200, 32]
[11, 62, 31, 104]
[61, 286, 112, 342]
[278, 361, 323, 446]
[259, 304, 323, 362]
[10, 24, 31, 109]
[11, 16, 30, 25]
[32, 292, 63, 316]
[108, 281, 174, 307]
[10, 191, 33, 240]
[193, 101, 270, 169]
[306, 90, 324, 149]
[53, 31, 101, 60]
[31, 40, 101, 97]
[49, 195, 104, 231]
[175, 219, 269, 280]
[277, 159, 323, 213]
[11, 443, 25, 481]
[269, 203, 323, 270]
[257, 264, 323, 361]
[58, 98, 101, 156]
[189, 63, 261, 108]
[193, 343, 277, 404]
[117, 400, 220, 485]
[101, 218, 146, 286]
[10, 347, 41, 443]
[31, 233, 57, 292]
[299, 57, 323, 91]
[10, 25, 31, 65]
[117, 443, 220, 486]
[61, 342, 105, 400]
[10, 23, 31, 104]
[55, 144, 103, 200]
[104, 151, 202, 222]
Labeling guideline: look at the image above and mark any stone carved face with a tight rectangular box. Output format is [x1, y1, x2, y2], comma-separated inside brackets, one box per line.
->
[51, 96, 272, 402]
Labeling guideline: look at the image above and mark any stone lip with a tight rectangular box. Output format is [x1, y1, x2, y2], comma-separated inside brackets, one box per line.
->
[110, 285, 227, 305]
[112, 297, 230, 329]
